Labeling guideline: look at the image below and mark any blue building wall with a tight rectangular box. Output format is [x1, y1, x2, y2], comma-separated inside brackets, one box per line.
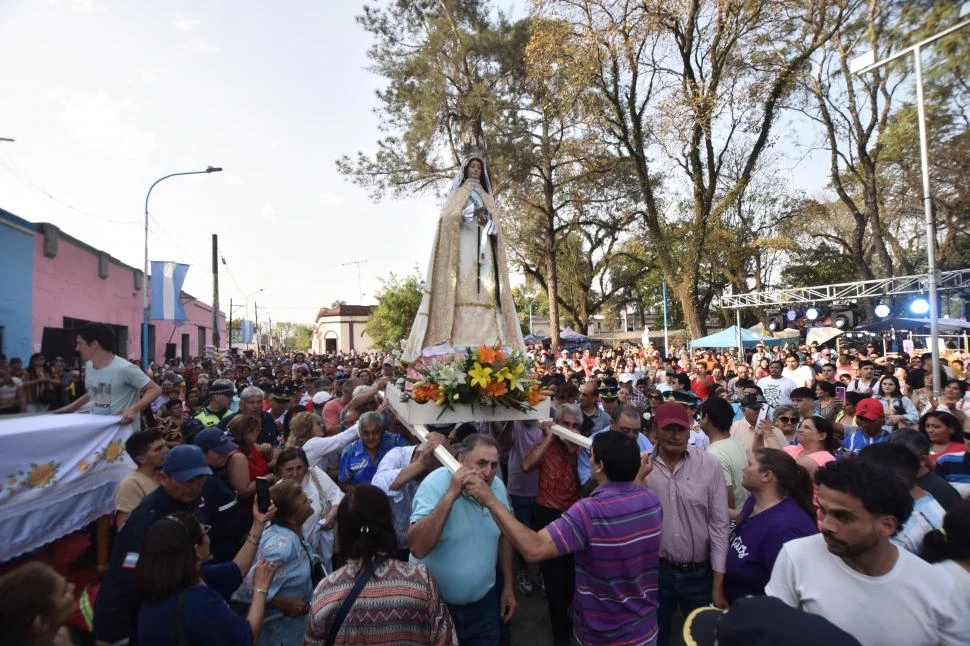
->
[0, 208, 35, 361]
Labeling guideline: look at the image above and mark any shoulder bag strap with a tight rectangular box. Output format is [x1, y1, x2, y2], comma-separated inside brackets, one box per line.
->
[308, 467, 331, 517]
[325, 558, 380, 646]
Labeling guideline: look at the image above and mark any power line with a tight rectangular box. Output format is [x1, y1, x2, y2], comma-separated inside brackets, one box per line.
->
[0, 157, 140, 225]
[219, 253, 245, 296]
[148, 214, 201, 264]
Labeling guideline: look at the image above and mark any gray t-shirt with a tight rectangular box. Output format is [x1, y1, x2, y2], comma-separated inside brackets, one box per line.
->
[708, 436, 750, 512]
[85, 355, 151, 431]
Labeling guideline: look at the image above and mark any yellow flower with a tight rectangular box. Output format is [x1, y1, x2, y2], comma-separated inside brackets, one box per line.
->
[103, 440, 124, 462]
[502, 363, 526, 391]
[76, 460, 92, 473]
[468, 362, 493, 389]
[27, 462, 57, 488]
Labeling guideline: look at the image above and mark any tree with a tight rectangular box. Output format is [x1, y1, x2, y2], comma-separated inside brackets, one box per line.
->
[272, 322, 315, 351]
[532, 0, 850, 335]
[790, 0, 969, 280]
[366, 271, 424, 352]
[339, 4, 643, 350]
[330, 299, 347, 308]
[336, 1, 528, 198]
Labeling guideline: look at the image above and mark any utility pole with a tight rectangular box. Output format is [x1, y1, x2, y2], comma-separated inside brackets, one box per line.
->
[342, 259, 368, 304]
[211, 234, 220, 352]
[228, 297, 233, 354]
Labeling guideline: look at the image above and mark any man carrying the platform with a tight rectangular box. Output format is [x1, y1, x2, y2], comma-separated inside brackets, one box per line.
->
[576, 380, 612, 487]
[408, 433, 517, 646]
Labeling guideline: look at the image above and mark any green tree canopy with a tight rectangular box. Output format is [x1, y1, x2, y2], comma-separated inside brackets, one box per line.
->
[366, 271, 424, 352]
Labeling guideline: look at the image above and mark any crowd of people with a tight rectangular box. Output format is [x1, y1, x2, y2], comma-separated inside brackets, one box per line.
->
[1, 322, 970, 645]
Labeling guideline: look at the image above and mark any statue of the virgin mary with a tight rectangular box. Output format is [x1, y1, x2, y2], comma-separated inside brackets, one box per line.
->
[402, 155, 526, 363]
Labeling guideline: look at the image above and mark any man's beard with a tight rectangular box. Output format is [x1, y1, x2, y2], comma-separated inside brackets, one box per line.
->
[822, 531, 879, 558]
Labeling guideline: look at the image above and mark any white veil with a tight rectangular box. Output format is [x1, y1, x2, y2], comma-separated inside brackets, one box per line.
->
[448, 155, 492, 195]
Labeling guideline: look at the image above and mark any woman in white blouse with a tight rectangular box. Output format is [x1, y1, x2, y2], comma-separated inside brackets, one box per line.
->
[275, 446, 344, 574]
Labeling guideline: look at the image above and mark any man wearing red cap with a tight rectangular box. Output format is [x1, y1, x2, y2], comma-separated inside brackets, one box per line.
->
[643, 402, 730, 646]
[840, 397, 890, 455]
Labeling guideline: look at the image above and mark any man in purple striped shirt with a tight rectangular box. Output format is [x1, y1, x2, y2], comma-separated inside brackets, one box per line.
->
[463, 430, 662, 646]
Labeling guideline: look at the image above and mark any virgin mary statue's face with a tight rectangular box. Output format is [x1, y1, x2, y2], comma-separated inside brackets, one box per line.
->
[467, 159, 482, 179]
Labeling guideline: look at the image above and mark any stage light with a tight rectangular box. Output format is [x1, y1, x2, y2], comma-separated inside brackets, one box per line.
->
[831, 303, 857, 330]
[910, 298, 929, 315]
[874, 304, 891, 318]
[765, 309, 786, 333]
[786, 309, 798, 322]
[806, 307, 820, 321]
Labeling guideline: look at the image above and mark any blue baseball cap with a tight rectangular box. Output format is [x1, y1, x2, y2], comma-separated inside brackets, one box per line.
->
[193, 427, 238, 454]
[162, 445, 213, 483]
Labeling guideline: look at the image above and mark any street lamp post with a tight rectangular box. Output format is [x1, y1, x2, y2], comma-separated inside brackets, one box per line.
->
[850, 11, 970, 396]
[142, 166, 222, 369]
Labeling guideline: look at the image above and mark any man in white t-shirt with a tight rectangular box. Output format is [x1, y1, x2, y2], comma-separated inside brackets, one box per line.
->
[756, 360, 797, 407]
[846, 360, 878, 395]
[782, 354, 816, 389]
[766, 459, 967, 645]
[54, 323, 161, 431]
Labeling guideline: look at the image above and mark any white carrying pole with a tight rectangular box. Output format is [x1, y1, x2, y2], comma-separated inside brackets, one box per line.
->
[549, 423, 592, 449]
[410, 423, 463, 472]
[379, 389, 462, 472]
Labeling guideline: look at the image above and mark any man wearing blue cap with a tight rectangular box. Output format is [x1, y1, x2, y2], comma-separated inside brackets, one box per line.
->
[93, 445, 213, 645]
[195, 427, 244, 562]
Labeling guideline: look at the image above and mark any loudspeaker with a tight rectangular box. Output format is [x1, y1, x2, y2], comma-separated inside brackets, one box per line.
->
[165, 343, 177, 361]
[41, 328, 78, 364]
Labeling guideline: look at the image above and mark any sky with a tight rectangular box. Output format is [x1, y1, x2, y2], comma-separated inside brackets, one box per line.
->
[0, 0, 828, 329]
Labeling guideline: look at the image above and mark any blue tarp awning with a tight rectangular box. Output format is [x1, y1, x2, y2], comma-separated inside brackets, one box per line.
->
[690, 325, 787, 349]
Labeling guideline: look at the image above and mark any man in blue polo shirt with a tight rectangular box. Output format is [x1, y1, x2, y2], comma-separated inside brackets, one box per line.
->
[409, 433, 516, 646]
[338, 410, 407, 486]
[841, 398, 891, 455]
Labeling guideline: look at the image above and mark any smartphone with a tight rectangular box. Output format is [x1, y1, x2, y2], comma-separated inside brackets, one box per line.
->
[757, 406, 769, 424]
[255, 477, 271, 514]
[836, 386, 846, 402]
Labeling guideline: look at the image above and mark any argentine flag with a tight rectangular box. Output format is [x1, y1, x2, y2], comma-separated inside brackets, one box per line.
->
[150, 261, 189, 323]
[239, 320, 255, 344]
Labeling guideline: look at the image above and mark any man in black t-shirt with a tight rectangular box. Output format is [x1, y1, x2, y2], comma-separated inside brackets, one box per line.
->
[905, 356, 927, 392]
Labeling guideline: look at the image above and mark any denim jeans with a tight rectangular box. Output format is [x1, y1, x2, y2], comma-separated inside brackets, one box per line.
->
[657, 562, 712, 646]
[447, 582, 500, 646]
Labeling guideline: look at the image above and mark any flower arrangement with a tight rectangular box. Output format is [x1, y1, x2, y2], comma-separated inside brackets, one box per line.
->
[402, 344, 545, 417]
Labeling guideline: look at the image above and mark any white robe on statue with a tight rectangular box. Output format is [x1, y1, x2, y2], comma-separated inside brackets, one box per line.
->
[402, 157, 525, 363]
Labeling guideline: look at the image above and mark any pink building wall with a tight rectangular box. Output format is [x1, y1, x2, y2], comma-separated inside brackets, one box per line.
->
[31, 226, 225, 364]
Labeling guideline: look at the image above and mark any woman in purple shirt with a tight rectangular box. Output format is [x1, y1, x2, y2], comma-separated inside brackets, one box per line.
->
[725, 448, 818, 603]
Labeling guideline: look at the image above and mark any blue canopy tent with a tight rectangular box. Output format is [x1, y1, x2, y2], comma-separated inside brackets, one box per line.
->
[690, 325, 787, 350]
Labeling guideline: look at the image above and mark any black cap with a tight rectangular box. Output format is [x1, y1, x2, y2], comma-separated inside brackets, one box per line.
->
[683, 596, 861, 646]
[739, 393, 767, 409]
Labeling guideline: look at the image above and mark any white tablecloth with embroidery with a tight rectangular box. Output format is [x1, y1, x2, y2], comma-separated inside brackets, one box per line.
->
[0, 413, 134, 562]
